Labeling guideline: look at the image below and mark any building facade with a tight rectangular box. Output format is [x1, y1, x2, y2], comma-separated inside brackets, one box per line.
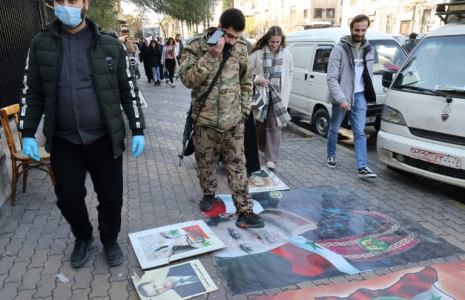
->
[235, 0, 342, 37]
[341, 0, 444, 35]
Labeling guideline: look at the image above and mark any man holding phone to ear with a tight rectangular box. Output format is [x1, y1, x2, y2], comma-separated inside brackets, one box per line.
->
[179, 9, 264, 228]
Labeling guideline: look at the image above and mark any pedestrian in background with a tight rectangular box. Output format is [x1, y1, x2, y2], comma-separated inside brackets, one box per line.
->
[175, 33, 184, 63]
[250, 26, 293, 170]
[124, 37, 135, 57]
[403, 32, 418, 53]
[161, 37, 179, 87]
[19, 0, 146, 268]
[326, 14, 377, 178]
[159, 37, 169, 83]
[140, 39, 153, 83]
[179, 8, 264, 228]
[147, 40, 162, 85]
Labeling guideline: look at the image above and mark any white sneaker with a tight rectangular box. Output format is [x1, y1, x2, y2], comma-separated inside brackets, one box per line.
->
[266, 161, 275, 170]
[172, 83, 176, 87]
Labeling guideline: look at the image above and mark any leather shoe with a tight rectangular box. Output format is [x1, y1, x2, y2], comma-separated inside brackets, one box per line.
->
[70, 236, 95, 268]
[104, 242, 124, 267]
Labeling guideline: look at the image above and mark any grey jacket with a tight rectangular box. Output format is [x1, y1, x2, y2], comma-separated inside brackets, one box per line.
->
[326, 36, 376, 106]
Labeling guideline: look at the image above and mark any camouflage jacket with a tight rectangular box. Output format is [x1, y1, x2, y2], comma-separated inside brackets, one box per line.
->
[179, 32, 253, 132]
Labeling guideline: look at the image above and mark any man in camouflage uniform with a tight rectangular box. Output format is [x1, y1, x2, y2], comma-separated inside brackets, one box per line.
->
[179, 8, 264, 228]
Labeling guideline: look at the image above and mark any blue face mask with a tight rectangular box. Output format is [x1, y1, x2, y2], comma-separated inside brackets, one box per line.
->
[55, 5, 84, 29]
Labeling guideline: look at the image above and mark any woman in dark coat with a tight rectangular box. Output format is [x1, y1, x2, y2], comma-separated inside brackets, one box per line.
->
[147, 40, 162, 86]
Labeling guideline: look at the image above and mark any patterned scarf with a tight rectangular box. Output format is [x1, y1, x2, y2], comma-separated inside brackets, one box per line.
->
[256, 45, 291, 126]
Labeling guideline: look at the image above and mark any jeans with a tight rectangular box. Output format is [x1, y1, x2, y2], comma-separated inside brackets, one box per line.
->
[50, 136, 123, 245]
[151, 66, 160, 82]
[327, 92, 367, 168]
[165, 59, 176, 83]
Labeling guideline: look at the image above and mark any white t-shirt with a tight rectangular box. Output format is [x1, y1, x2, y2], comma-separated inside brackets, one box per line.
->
[354, 49, 365, 93]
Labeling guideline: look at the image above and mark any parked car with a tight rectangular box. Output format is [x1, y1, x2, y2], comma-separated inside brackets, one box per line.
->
[378, 2, 465, 188]
[285, 28, 408, 137]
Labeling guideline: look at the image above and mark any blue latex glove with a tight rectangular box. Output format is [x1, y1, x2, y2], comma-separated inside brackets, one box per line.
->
[22, 138, 40, 161]
[132, 136, 145, 157]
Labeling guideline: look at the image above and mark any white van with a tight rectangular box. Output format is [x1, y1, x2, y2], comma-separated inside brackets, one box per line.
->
[286, 28, 407, 136]
[378, 2, 465, 188]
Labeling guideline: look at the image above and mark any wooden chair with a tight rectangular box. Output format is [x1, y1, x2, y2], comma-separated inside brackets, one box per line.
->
[0, 104, 55, 206]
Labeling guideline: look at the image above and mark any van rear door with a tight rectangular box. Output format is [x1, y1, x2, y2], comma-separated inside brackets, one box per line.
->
[307, 44, 334, 115]
[288, 43, 315, 113]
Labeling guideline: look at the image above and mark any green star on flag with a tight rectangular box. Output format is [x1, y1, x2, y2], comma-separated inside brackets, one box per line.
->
[429, 296, 442, 300]
[305, 241, 322, 250]
[202, 241, 211, 247]
[169, 230, 178, 236]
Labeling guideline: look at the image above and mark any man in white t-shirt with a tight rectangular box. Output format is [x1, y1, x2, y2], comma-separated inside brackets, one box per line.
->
[326, 14, 377, 178]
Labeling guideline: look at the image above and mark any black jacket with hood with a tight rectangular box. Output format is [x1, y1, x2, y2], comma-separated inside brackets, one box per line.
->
[19, 18, 145, 158]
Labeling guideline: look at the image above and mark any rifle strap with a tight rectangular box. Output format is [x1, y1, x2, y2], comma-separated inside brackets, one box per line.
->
[193, 48, 232, 123]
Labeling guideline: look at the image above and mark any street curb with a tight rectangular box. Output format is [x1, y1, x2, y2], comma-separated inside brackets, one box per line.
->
[287, 121, 315, 138]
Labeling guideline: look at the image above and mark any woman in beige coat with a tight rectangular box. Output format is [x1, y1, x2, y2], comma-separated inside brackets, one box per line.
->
[250, 26, 294, 170]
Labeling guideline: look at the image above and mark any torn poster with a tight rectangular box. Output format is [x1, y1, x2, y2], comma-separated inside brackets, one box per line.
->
[129, 220, 226, 269]
[132, 259, 217, 300]
[248, 166, 289, 193]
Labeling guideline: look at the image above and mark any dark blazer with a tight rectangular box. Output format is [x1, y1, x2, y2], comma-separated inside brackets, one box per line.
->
[167, 263, 206, 298]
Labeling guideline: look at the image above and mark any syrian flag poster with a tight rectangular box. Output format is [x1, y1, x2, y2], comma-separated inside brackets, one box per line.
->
[253, 260, 465, 300]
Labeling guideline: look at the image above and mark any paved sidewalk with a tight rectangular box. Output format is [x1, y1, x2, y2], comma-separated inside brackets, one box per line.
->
[1, 74, 464, 300]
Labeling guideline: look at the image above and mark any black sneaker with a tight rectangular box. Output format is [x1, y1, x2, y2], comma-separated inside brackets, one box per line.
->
[358, 167, 377, 178]
[326, 156, 336, 168]
[70, 236, 95, 268]
[236, 211, 265, 228]
[104, 242, 124, 267]
[199, 195, 215, 211]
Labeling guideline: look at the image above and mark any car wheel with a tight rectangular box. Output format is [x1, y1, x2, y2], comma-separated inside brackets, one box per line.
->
[313, 108, 330, 138]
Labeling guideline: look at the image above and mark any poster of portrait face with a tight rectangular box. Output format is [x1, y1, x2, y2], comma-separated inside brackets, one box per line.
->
[248, 166, 289, 193]
[252, 260, 465, 300]
[132, 259, 218, 300]
[200, 185, 465, 295]
[129, 220, 226, 269]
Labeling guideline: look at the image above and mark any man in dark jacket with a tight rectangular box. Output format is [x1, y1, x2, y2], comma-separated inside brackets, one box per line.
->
[403, 32, 418, 53]
[19, 0, 146, 268]
[140, 38, 153, 82]
[326, 14, 377, 178]
[175, 34, 184, 63]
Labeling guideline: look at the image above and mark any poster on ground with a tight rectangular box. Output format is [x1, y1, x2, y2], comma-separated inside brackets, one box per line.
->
[132, 259, 218, 300]
[129, 220, 226, 269]
[253, 260, 465, 299]
[200, 185, 465, 295]
[248, 166, 289, 193]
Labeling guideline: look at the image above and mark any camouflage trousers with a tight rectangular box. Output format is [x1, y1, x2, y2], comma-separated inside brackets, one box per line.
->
[194, 121, 254, 214]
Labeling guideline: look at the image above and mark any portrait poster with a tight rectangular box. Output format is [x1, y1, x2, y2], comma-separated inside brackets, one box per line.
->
[253, 260, 465, 300]
[200, 185, 464, 295]
[132, 259, 218, 300]
[129, 220, 226, 269]
[248, 166, 289, 193]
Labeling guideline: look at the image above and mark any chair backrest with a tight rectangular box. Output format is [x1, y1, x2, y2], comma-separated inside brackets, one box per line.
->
[0, 104, 21, 155]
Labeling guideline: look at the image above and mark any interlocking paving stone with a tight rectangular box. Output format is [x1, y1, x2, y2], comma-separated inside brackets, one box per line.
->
[0, 73, 464, 299]
[5, 261, 28, 283]
[89, 273, 111, 298]
[34, 274, 57, 298]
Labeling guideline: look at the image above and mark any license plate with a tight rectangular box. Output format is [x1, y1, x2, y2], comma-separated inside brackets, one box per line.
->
[410, 148, 462, 169]
[365, 116, 377, 124]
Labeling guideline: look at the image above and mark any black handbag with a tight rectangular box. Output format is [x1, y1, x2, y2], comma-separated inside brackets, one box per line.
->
[179, 48, 232, 164]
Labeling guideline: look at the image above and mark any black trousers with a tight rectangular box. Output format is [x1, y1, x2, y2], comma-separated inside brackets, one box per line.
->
[143, 61, 153, 81]
[165, 59, 176, 83]
[50, 136, 123, 245]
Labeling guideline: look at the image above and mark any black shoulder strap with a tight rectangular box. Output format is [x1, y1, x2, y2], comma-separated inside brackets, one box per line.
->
[194, 48, 232, 122]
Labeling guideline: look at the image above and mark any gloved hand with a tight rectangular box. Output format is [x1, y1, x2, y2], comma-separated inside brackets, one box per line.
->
[22, 138, 40, 161]
[132, 136, 145, 157]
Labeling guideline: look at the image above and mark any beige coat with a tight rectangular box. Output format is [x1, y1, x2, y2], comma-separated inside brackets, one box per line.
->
[249, 47, 294, 110]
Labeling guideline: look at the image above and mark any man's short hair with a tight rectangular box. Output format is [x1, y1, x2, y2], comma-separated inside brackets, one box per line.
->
[137, 282, 151, 297]
[350, 14, 371, 29]
[176, 34, 181, 37]
[409, 32, 418, 39]
[219, 8, 245, 32]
